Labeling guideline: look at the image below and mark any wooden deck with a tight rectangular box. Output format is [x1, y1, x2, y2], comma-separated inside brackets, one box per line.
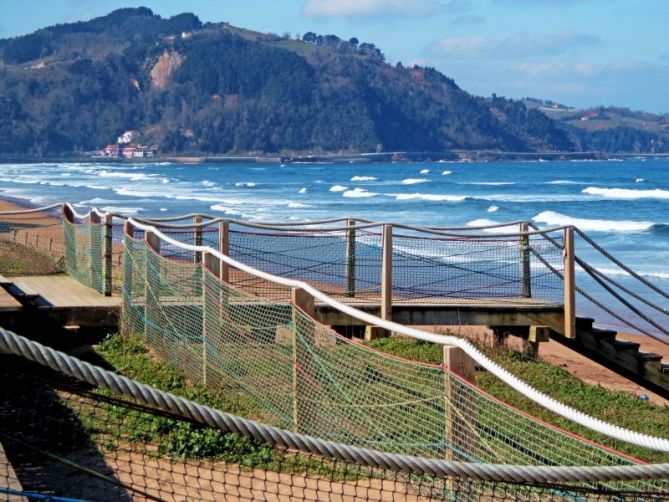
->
[0, 274, 120, 329]
[9, 275, 120, 309]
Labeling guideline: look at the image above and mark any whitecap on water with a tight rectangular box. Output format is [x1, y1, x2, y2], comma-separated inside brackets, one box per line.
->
[395, 193, 466, 202]
[401, 178, 428, 185]
[350, 176, 377, 181]
[532, 210, 654, 232]
[419, 169, 430, 174]
[487, 205, 499, 213]
[343, 188, 377, 198]
[582, 187, 669, 200]
[329, 185, 348, 192]
[441, 170, 452, 175]
[298, 187, 307, 194]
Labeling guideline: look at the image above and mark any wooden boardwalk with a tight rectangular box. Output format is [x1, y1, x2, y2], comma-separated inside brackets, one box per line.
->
[0, 274, 120, 329]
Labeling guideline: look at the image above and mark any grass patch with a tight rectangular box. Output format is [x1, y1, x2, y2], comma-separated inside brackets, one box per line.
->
[0, 239, 62, 275]
[367, 336, 669, 463]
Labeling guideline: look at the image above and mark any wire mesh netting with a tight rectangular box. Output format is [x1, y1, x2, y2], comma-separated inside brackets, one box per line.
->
[142, 220, 566, 307]
[119, 235, 669, 495]
[5, 366, 668, 501]
[0, 205, 65, 276]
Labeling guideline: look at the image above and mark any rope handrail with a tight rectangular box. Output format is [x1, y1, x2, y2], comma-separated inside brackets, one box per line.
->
[125, 216, 669, 453]
[1, 328, 669, 484]
[0, 202, 63, 215]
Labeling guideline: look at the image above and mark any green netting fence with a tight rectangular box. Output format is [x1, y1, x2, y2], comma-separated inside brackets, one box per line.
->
[4, 359, 667, 501]
[120, 228, 669, 497]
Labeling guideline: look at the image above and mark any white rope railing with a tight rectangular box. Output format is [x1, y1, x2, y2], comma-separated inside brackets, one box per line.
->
[126, 217, 669, 453]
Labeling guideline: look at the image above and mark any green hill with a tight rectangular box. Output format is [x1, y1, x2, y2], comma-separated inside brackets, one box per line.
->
[0, 8, 664, 156]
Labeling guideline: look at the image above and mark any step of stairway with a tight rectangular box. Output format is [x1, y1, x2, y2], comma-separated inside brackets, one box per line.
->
[638, 352, 664, 362]
[576, 316, 595, 329]
[614, 340, 641, 351]
[5, 282, 39, 300]
[588, 327, 618, 340]
[662, 364, 669, 374]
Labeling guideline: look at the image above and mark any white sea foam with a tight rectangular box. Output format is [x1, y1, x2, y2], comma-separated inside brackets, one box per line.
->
[235, 182, 257, 187]
[298, 187, 307, 194]
[487, 205, 499, 213]
[593, 267, 669, 280]
[210, 204, 243, 216]
[160, 208, 168, 212]
[98, 170, 153, 181]
[546, 180, 585, 185]
[79, 198, 124, 205]
[287, 202, 311, 208]
[466, 219, 519, 234]
[401, 178, 429, 185]
[395, 193, 467, 202]
[201, 180, 217, 187]
[532, 211, 654, 232]
[582, 187, 669, 199]
[462, 181, 515, 186]
[419, 169, 430, 174]
[635, 178, 645, 183]
[100, 206, 143, 215]
[350, 176, 377, 181]
[441, 170, 452, 175]
[343, 188, 377, 198]
[329, 185, 348, 192]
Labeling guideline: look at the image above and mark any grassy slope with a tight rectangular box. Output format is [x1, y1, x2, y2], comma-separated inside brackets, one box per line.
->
[367, 337, 669, 463]
[0, 240, 62, 275]
[94, 332, 669, 464]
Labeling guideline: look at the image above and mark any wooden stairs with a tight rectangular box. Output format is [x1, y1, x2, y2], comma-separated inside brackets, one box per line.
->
[548, 315, 669, 400]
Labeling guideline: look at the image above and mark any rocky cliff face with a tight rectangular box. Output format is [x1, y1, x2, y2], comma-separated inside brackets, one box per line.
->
[150, 50, 182, 90]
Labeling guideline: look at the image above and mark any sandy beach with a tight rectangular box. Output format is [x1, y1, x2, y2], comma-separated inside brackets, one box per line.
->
[1, 195, 667, 405]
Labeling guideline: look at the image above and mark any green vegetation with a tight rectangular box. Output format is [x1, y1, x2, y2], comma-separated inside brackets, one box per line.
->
[93, 333, 273, 461]
[4, 7, 663, 156]
[0, 239, 62, 275]
[367, 336, 669, 463]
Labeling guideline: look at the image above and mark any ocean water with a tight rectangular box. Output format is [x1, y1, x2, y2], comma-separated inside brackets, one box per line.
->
[1, 158, 668, 331]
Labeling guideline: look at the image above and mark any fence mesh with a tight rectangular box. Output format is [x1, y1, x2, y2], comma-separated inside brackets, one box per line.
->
[4, 366, 667, 501]
[0, 205, 64, 276]
[119, 235, 669, 495]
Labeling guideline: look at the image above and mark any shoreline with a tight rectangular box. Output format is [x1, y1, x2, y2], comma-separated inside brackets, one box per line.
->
[0, 193, 667, 404]
[1, 150, 669, 166]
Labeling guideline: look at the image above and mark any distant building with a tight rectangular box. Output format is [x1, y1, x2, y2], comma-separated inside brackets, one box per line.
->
[117, 130, 141, 145]
[122, 146, 136, 159]
[101, 144, 121, 157]
[131, 146, 156, 158]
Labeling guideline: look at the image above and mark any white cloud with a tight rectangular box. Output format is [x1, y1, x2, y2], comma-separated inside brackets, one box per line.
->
[301, 0, 469, 19]
[519, 61, 601, 77]
[428, 31, 599, 59]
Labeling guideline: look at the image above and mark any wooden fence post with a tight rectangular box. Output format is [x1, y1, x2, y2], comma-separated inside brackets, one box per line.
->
[89, 210, 103, 291]
[194, 215, 203, 263]
[219, 220, 229, 283]
[202, 252, 221, 387]
[443, 345, 476, 466]
[563, 226, 576, 338]
[519, 222, 531, 298]
[145, 230, 161, 349]
[103, 214, 113, 296]
[122, 221, 135, 330]
[345, 218, 356, 297]
[381, 224, 393, 321]
[291, 286, 315, 432]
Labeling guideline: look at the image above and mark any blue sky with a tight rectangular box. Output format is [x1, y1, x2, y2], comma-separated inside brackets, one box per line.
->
[1, 0, 668, 112]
